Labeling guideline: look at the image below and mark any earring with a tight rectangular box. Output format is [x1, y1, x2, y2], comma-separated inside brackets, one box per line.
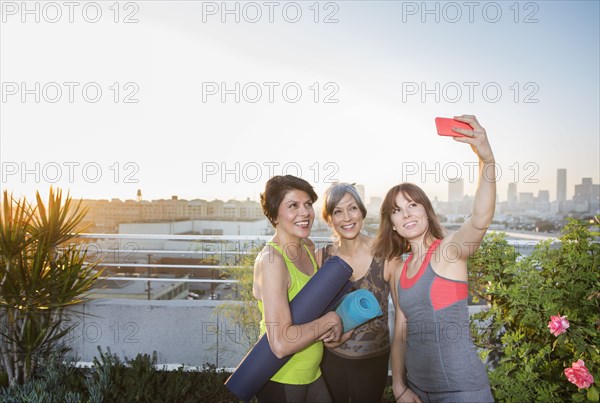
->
[392, 226, 396, 231]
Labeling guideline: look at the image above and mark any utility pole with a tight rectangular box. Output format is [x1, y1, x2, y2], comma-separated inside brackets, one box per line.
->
[147, 253, 152, 300]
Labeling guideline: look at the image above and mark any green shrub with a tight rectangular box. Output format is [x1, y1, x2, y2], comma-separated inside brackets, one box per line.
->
[0, 348, 243, 402]
[0, 352, 85, 402]
[85, 347, 240, 402]
[0, 189, 101, 386]
[470, 219, 599, 402]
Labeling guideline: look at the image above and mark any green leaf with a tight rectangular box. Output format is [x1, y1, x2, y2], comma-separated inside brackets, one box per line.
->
[588, 386, 599, 402]
[572, 392, 585, 402]
[552, 338, 560, 349]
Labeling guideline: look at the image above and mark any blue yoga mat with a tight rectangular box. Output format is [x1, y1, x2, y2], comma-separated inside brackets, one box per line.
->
[335, 288, 383, 333]
[224, 255, 353, 401]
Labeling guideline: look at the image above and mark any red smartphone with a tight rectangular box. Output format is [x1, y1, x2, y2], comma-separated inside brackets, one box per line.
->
[435, 117, 472, 137]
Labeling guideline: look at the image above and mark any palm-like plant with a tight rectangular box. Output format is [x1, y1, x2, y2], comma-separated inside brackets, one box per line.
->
[0, 188, 102, 386]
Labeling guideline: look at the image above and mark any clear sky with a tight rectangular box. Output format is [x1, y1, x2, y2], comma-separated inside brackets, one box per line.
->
[1, 1, 598, 204]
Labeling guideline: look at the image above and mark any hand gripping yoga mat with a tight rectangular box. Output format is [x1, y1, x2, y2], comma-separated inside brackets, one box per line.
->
[335, 288, 383, 333]
[224, 255, 353, 401]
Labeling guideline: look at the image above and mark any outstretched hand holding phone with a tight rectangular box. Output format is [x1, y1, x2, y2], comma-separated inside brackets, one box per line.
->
[435, 117, 472, 137]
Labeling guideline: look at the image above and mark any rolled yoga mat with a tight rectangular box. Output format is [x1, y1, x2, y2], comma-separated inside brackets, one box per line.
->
[224, 255, 353, 401]
[335, 288, 383, 333]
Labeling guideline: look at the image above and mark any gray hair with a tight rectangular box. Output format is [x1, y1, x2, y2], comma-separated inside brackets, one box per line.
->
[322, 183, 367, 222]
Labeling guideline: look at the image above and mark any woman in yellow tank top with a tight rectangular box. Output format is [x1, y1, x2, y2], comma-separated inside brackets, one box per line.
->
[253, 175, 347, 402]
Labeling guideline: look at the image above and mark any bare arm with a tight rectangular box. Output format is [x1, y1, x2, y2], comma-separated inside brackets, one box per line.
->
[254, 250, 342, 359]
[446, 115, 496, 261]
[315, 245, 325, 267]
[389, 258, 421, 402]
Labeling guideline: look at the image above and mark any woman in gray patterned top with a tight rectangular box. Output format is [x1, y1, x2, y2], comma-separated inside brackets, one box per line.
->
[317, 183, 396, 403]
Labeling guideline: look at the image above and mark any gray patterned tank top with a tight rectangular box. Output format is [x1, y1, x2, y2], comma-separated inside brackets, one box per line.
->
[322, 244, 390, 359]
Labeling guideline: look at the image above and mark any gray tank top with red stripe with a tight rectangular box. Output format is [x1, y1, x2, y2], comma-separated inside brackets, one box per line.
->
[398, 239, 490, 393]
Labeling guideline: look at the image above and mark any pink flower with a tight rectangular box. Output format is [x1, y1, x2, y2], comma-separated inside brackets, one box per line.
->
[564, 359, 595, 389]
[548, 314, 569, 336]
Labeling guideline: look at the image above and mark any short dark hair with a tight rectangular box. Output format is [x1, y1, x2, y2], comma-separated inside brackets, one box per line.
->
[260, 175, 318, 227]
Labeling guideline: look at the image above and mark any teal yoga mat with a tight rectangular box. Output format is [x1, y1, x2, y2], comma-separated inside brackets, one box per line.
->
[335, 288, 383, 333]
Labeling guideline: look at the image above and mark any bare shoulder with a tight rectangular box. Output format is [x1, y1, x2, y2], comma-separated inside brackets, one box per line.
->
[388, 256, 403, 269]
[387, 256, 403, 306]
[315, 246, 324, 266]
[304, 238, 316, 250]
[303, 238, 320, 264]
[255, 244, 285, 274]
[254, 244, 290, 297]
[384, 256, 403, 283]
[433, 235, 469, 280]
[364, 235, 377, 260]
[438, 234, 461, 261]
[438, 230, 480, 262]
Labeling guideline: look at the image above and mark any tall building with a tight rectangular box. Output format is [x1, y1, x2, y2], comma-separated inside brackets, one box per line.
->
[366, 197, 382, 217]
[507, 182, 518, 206]
[518, 193, 534, 203]
[536, 190, 551, 212]
[355, 184, 366, 203]
[448, 178, 464, 202]
[574, 178, 600, 213]
[574, 178, 598, 200]
[557, 169, 567, 202]
[518, 192, 535, 212]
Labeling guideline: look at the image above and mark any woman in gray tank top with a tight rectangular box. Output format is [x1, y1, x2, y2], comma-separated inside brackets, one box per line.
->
[373, 115, 496, 402]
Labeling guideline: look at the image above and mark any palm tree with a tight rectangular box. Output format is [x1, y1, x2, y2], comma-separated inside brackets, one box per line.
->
[0, 188, 102, 386]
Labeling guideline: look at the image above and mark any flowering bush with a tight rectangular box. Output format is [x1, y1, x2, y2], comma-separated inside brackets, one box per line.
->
[548, 314, 570, 337]
[565, 359, 595, 390]
[469, 219, 599, 402]
[547, 313, 596, 392]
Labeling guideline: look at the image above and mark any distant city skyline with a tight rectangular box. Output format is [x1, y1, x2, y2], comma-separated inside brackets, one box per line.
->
[1, 166, 597, 205]
[2, 2, 598, 205]
[71, 170, 597, 206]
[76, 173, 598, 235]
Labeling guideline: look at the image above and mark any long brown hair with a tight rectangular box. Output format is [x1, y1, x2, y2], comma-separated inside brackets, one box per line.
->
[372, 183, 445, 260]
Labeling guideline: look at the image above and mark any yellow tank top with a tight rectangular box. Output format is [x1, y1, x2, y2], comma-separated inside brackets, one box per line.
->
[257, 241, 323, 385]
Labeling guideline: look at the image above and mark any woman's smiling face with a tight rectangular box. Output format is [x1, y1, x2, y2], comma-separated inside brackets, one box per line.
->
[275, 189, 315, 239]
[329, 192, 363, 240]
[390, 192, 429, 241]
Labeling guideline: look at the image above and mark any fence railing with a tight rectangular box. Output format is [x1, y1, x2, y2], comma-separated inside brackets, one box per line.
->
[75, 233, 337, 300]
[64, 231, 558, 368]
[72, 232, 559, 301]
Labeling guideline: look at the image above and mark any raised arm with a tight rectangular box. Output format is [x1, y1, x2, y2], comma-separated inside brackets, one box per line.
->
[446, 115, 496, 260]
[254, 250, 342, 359]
